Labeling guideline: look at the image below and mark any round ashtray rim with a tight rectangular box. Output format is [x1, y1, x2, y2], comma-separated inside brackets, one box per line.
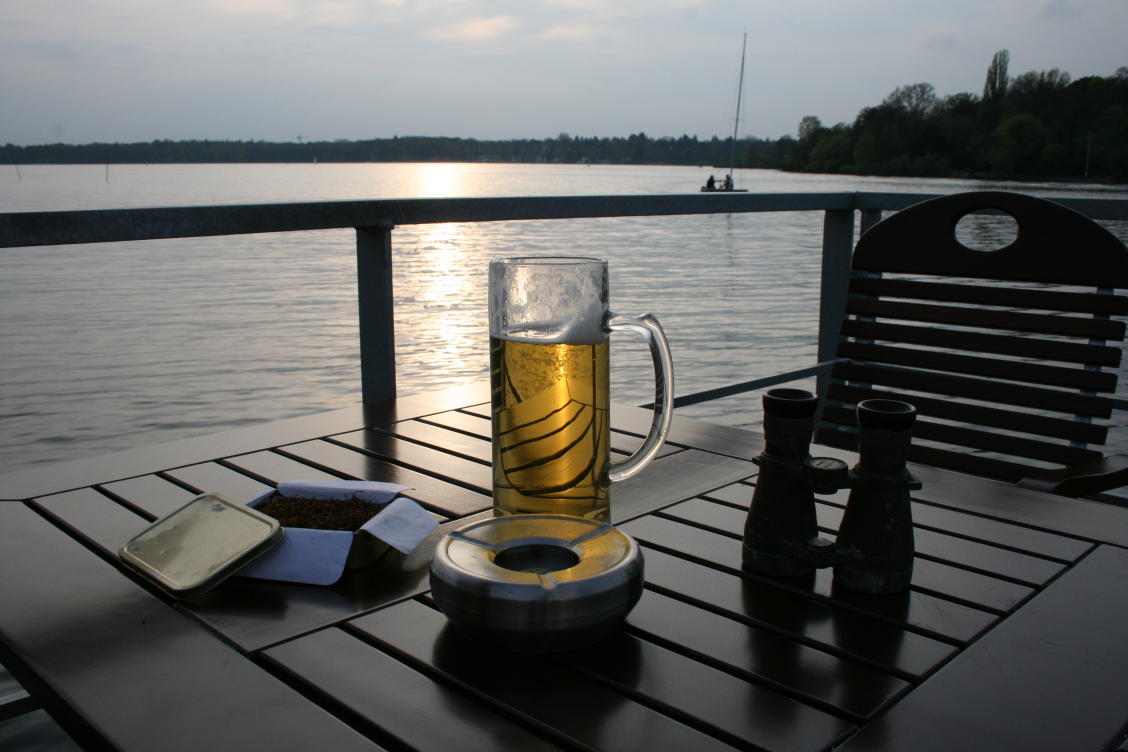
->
[432, 514, 639, 591]
[428, 514, 645, 650]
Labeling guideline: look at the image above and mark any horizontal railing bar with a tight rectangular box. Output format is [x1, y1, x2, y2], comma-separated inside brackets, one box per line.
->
[641, 361, 841, 410]
[0, 193, 861, 248]
[4, 191, 1123, 249]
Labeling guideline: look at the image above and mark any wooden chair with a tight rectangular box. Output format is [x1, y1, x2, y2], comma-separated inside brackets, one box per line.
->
[815, 191, 1128, 498]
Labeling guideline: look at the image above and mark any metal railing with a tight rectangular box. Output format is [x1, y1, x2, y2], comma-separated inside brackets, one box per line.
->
[3, 191, 1127, 404]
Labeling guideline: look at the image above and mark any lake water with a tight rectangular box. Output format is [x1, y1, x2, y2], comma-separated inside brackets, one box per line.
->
[2, 162, 1126, 475]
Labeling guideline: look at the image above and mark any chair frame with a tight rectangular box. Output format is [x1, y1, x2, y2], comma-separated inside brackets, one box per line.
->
[812, 191, 1128, 498]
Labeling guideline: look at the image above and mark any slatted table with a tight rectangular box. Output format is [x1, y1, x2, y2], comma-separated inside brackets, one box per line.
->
[3, 382, 1128, 751]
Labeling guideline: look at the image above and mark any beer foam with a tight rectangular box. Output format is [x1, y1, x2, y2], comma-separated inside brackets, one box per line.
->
[498, 305, 607, 345]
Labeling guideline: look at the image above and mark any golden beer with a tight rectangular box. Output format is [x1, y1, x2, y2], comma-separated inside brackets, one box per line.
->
[490, 336, 611, 521]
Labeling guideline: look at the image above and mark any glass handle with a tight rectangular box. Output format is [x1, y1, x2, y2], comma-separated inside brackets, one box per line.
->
[606, 313, 675, 483]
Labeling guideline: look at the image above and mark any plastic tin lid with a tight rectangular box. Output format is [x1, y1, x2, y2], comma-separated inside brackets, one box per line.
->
[119, 492, 283, 598]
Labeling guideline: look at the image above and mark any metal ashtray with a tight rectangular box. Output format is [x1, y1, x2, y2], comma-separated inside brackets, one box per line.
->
[429, 515, 644, 653]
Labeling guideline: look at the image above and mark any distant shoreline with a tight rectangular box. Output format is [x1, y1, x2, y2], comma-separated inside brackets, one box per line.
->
[4, 133, 1125, 185]
[5, 158, 1125, 189]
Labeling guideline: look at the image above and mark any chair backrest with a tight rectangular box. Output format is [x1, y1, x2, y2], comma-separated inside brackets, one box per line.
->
[816, 191, 1128, 483]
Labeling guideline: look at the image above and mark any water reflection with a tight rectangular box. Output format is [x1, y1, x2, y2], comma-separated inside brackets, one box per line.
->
[2, 163, 1126, 473]
[416, 163, 466, 197]
[395, 220, 489, 387]
[955, 213, 1020, 252]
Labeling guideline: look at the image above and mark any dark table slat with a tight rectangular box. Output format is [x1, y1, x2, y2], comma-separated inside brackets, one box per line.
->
[613, 404, 764, 460]
[622, 515, 1000, 642]
[34, 487, 153, 555]
[907, 464, 1128, 549]
[666, 417, 1128, 551]
[672, 493, 1060, 586]
[0, 504, 378, 752]
[163, 461, 272, 502]
[350, 599, 742, 752]
[457, 402, 490, 419]
[223, 449, 346, 485]
[626, 590, 910, 719]
[658, 498, 1037, 614]
[378, 419, 496, 464]
[98, 473, 197, 519]
[703, 481, 1093, 563]
[812, 503, 1067, 587]
[611, 427, 684, 459]
[640, 547, 956, 678]
[264, 627, 565, 752]
[332, 429, 494, 491]
[567, 630, 854, 752]
[899, 500, 1092, 562]
[414, 408, 494, 438]
[701, 481, 756, 506]
[839, 544, 1128, 752]
[278, 439, 490, 518]
[613, 450, 756, 523]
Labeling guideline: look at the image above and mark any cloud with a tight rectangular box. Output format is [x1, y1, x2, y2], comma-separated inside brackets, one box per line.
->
[300, 1, 366, 26]
[924, 30, 958, 52]
[1040, 0, 1081, 19]
[202, 0, 295, 15]
[543, 0, 706, 9]
[424, 16, 519, 41]
[539, 24, 602, 40]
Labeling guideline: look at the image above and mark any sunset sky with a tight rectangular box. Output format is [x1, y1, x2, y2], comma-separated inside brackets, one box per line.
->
[3, 0, 1125, 145]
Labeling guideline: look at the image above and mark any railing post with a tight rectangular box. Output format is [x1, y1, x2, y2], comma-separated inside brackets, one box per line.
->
[860, 208, 883, 236]
[817, 209, 855, 400]
[356, 224, 397, 403]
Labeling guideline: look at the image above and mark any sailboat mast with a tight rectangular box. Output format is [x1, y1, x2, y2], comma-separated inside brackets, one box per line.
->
[728, 32, 747, 178]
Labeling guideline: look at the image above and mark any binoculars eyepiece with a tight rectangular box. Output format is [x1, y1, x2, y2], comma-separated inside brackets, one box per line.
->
[741, 389, 921, 595]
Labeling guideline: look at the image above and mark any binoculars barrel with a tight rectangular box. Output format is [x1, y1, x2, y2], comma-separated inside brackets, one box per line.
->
[741, 389, 920, 595]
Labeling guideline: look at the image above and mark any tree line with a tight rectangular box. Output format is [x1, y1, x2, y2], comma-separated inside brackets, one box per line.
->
[1, 132, 761, 170]
[779, 52, 1128, 181]
[4, 52, 1125, 181]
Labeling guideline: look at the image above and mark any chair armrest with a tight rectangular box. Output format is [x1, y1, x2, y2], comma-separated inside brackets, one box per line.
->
[1017, 454, 1128, 497]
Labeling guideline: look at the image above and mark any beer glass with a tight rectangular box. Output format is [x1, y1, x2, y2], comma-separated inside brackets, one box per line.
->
[489, 256, 674, 522]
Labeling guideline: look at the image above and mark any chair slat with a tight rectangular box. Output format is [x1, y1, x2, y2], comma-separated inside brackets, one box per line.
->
[835, 341, 1118, 392]
[816, 427, 1040, 483]
[825, 384, 1109, 445]
[846, 298, 1127, 341]
[821, 405, 1101, 467]
[831, 362, 1115, 419]
[828, 192, 1128, 487]
[841, 319, 1122, 367]
[848, 277, 1128, 317]
[907, 444, 1037, 484]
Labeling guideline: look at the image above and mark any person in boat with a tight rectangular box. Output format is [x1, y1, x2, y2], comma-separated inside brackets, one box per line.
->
[705, 175, 716, 191]
[723, 174, 733, 190]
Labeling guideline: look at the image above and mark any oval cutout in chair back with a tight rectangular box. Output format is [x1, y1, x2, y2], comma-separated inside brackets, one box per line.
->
[954, 210, 1019, 253]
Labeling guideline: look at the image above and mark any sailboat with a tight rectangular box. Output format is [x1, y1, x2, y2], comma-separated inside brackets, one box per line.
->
[701, 32, 750, 193]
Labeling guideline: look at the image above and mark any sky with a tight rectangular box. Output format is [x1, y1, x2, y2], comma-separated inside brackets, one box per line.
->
[2, 0, 1125, 146]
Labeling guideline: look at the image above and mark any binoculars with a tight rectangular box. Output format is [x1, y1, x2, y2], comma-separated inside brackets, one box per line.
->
[741, 389, 921, 594]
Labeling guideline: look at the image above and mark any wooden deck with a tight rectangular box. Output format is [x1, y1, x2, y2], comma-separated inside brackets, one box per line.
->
[3, 383, 1128, 751]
